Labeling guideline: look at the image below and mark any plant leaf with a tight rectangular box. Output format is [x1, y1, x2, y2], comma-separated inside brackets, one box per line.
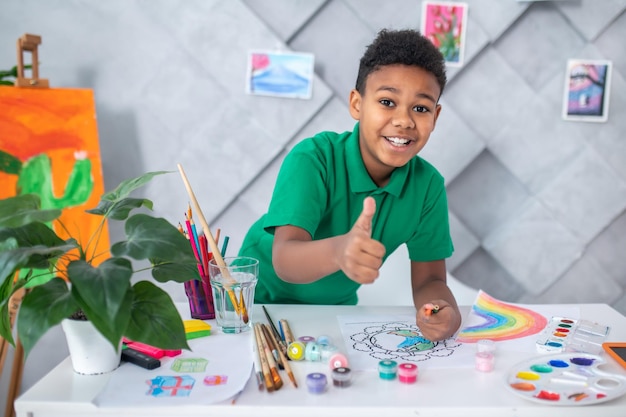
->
[86, 197, 153, 220]
[17, 278, 79, 359]
[0, 150, 22, 176]
[124, 280, 190, 350]
[74, 284, 133, 350]
[68, 258, 132, 325]
[0, 194, 61, 227]
[151, 260, 200, 283]
[111, 214, 197, 263]
[100, 171, 172, 202]
[0, 222, 76, 274]
[0, 244, 74, 287]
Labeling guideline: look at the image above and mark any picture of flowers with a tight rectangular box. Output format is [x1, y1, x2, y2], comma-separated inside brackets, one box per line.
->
[246, 50, 314, 99]
[562, 59, 612, 123]
[421, 1, 468, 67]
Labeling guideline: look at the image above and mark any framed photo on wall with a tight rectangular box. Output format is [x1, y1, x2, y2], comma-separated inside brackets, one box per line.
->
[562, 59, 612, 122]
[421, 1, 468, 67]
[246, 50, 314, 99]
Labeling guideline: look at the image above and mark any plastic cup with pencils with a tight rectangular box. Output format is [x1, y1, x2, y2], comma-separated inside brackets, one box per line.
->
[208, 256, 258, 334]
[184, 275, 216, 320]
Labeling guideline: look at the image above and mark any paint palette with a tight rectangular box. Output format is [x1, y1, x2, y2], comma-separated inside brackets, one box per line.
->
[506, 353, 626, 405]
[535, 317, 609, 354]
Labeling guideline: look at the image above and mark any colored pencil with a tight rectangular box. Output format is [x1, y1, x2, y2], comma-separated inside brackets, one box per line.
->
[221, 235, 230, 258]
[178, 164, 248, 322]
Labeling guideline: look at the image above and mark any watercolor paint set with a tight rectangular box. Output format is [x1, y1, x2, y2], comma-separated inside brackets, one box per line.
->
[506, 353, 626, 405]
[536, 317, 610, 354]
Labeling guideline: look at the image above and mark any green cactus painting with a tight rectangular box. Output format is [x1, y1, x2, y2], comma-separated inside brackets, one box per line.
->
[0, 86, 109, 285]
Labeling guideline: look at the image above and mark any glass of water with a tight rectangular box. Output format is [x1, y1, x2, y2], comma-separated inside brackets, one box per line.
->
[208, 256, 258, 333]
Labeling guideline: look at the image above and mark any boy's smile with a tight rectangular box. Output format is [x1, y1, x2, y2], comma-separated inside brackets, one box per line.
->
[349, 64, 442, 187]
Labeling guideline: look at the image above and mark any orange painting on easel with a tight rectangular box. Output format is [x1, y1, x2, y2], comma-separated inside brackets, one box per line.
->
[0, 86, 109, 264]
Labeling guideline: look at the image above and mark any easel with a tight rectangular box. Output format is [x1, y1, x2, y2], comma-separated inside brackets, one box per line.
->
[0, 33, 49, 417]
[15, 33, 49, 88]
[0, 288, 26, 417]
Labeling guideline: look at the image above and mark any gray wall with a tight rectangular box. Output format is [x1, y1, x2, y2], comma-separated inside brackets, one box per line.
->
[1, 0, 625, 411]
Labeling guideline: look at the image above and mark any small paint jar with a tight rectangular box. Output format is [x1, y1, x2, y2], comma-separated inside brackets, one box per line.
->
[475, 352, 495, 372]
[317, 335, 332, 346]
[378, 359, 398, 380]
[305, 341, 322, 362]
[306, 372, 328, 394]
[328, 352, 349, 370]
[298, 335, 316, 344]
[477, 339, 496, 354]
[398, 363, 418, 384]
[331, 366, 352, 388]
[287, 341, 306, 361]
[320, 344, 339, 361]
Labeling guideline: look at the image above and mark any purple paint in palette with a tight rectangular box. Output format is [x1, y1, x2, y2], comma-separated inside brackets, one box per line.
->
[535, 317, 609, 354]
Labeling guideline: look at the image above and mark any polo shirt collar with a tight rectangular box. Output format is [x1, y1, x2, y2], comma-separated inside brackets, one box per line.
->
[347, 123, 409, 197]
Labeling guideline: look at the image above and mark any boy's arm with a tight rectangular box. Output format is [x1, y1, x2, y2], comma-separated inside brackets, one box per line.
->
[411, 260, 462, 341]
[272, 197, 386, 284]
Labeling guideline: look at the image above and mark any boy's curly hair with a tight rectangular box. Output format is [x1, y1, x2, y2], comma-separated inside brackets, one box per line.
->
[355, 29, 447, 97]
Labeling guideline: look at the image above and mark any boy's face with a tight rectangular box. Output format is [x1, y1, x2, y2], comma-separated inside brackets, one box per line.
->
[349, 64, 442, 186]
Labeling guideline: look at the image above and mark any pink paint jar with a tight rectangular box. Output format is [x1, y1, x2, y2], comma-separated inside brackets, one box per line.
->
[475, 352, 495, 372]
[398, 363, 418, 384]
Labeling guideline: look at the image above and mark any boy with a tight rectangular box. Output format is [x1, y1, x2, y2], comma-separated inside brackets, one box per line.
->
[239, 29, 461, 341]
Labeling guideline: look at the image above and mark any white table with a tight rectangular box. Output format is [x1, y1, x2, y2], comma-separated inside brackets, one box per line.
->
[15, 303, 626, 417]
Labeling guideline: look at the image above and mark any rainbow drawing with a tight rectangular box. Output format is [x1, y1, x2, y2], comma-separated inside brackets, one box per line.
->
[456, 290, 548, 343]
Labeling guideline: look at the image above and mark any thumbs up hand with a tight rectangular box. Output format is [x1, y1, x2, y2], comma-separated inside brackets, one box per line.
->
[336, 197, 386, 284]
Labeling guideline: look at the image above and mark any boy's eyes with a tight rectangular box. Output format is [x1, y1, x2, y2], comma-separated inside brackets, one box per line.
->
[378, 99, 429, 113]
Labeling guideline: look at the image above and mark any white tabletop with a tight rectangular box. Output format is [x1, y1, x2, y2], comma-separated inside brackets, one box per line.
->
[14, 303, 626, 417]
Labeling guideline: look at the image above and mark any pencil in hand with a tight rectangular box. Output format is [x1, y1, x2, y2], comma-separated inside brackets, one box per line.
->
[423, 303, 440, 316]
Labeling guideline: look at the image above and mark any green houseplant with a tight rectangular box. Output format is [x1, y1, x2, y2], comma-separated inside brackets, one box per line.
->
[0, 171, 200, 360]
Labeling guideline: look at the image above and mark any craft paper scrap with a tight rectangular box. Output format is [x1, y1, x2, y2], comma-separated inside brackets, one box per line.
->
[93, 331, 252, 407]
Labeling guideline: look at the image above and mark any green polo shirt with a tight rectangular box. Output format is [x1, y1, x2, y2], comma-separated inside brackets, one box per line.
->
[239, 123, 453, 305]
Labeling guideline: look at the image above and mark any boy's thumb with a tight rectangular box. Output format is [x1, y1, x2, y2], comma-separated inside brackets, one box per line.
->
[353, 196, 376, 236]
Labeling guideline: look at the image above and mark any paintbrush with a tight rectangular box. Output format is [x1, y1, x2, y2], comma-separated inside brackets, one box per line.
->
[263, 324, 298, 388]
[177, 163, 248, 323]
[253, 323, 274, 392]
[256, 323, 283, 390]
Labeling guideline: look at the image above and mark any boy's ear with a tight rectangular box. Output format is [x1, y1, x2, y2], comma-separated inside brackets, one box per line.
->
[433, 103, 442, 128]
[348, 89, 362, 120]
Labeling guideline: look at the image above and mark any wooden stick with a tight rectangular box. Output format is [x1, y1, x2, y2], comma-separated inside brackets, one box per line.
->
[262, 306, 287, 357]
[253, 323, 274, 392]
[264, 324, 298, 388]
[177, 163, 248, 323]
[280, 319, 295, 345]
[256, 323, 283, 390]
[4, 337, 24, 417]
[0, 286, 23, 375]
[260, 324, 283, 369]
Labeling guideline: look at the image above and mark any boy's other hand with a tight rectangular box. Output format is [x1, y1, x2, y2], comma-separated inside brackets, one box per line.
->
[337, 197, 386, 284]
[416, 301, 459, 341]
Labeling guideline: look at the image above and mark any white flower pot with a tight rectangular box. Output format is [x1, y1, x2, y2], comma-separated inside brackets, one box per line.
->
[61, 319, 121, 375]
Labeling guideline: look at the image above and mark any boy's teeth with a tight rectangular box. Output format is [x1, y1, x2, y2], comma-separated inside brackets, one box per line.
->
[387, 137, 409, 145]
